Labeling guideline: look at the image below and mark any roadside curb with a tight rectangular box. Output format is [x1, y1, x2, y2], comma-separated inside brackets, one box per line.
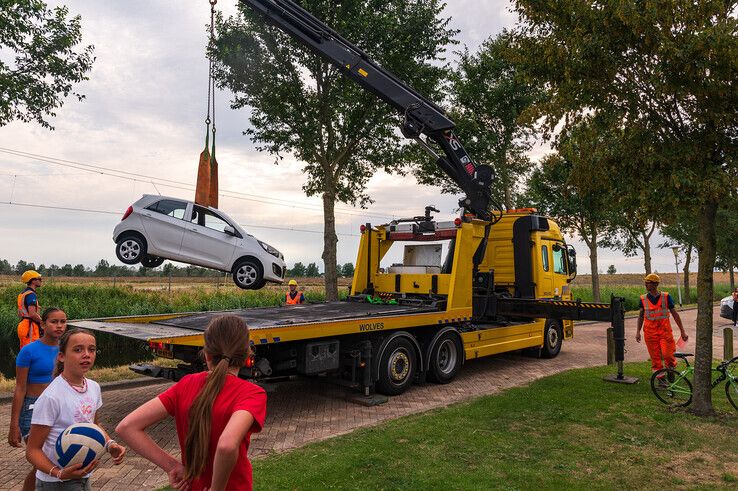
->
[0, 376, 168, 404]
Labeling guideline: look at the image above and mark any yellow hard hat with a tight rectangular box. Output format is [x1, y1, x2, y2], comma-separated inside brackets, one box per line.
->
[288, 280, 298, 286]
[644, 273, 661, 283]
[21, 270, 42, 284]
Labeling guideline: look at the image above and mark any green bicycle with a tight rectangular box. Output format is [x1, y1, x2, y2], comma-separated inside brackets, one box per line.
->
[650, 353, 738, 410]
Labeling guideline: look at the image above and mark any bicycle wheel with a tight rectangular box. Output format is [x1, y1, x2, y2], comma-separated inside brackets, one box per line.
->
[726, 379, 738, 411]
[651, 368, 693, 407]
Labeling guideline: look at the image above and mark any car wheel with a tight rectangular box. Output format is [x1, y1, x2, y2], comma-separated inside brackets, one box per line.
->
[140, 255, 164, 268]
[232, 259, 264, 290]
[116, 236, 146, 265]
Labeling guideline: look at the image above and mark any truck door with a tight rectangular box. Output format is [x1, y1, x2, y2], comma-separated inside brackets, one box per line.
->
[537, 243, 555, 298]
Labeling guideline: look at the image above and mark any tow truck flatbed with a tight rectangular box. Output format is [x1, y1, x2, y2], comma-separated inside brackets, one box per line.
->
[70, 301, 444, 346]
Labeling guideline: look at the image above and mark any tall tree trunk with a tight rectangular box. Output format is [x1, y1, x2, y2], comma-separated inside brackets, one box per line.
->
[683, 245, 692, 303]
[322, 191, 339, 302]
[589, 230, 601, 303]
[642, 230, 652, 274]
[691, 199, 717, 416]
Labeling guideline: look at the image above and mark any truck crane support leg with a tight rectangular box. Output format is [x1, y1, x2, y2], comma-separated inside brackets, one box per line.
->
[604, 296, 639, 384]
[347, 340, 388, 406]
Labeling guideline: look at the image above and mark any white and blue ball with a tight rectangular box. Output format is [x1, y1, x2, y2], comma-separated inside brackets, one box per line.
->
[55, 423, 106, 468]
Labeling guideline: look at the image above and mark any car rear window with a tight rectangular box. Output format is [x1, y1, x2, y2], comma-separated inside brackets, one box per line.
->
[146, 199, 187, 219]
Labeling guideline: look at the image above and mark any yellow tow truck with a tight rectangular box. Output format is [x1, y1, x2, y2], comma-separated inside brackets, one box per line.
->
[71, 0, 626, 399]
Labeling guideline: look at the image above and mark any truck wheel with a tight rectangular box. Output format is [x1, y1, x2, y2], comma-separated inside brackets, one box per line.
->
[376, 337, 417, 396]
[116, 235, 146, 265]
[541, 320, 563, 359]
[427, 332, 462, 384]
[232, 259, 264, 290]
[140, 255, 164, 268]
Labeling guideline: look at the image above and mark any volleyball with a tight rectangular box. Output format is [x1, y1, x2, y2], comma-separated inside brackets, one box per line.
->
[55, 423, 106, 468]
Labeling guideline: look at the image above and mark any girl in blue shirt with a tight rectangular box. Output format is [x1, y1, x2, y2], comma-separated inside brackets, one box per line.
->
[8, 307, 67, 491]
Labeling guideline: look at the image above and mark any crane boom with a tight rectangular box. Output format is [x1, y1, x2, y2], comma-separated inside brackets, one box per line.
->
[239, 0, 497, 220]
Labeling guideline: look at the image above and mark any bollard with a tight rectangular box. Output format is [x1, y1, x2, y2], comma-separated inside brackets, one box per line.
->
[606, 327, 615, 365]
[725, 327, 734, 360]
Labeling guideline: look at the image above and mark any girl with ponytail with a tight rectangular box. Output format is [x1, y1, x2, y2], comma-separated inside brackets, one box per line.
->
[116, 315, 266, 491]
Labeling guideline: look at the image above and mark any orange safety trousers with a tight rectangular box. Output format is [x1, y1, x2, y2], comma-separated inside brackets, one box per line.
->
[641, 292, 676, 374]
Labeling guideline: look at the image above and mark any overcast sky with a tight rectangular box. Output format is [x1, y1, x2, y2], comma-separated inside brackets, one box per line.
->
[0, 0, 691, 275]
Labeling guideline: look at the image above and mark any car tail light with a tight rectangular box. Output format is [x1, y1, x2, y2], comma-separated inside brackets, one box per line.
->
[121, 206, 133, 221]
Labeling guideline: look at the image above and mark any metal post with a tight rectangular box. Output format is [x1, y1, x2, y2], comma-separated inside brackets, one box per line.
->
[168, 270, 172, 294]
[604, 296, 639, 384]
[672, 246, 683, 306]
[725, 327, 734, 360]
[606, 327, 615, 365]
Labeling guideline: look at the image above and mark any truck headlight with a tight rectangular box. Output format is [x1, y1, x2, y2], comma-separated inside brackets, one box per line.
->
[258, 240, 282, 259]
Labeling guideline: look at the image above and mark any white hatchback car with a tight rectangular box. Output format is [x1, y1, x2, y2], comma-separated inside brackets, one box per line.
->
[113, 195, 286, 289]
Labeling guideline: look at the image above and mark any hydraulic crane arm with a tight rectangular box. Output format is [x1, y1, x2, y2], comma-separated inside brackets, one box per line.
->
[239, 0, 498, 220]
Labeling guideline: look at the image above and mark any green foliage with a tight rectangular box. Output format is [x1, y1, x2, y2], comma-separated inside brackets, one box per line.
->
[305, 262, 320, 277]
[341, 262, 354, 278]
[607, 265, 616, 275]
[415, 31, 541, 209]
[212, 0, 456, 300]
[288, 262, 307, 277]
[571, 284, 732, 312]
[513, 0, 738, 415]
[250, 363, 738, 489]
[0, 0, 94, 129]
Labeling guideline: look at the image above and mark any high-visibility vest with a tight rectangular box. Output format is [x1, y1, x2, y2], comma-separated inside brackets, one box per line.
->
[285, 291, 302, 305]
[17, 288, 41, 344]
[641, 292, 671, 330]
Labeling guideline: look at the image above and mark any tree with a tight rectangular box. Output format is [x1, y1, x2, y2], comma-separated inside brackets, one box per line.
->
[305, 262, 320, 278]
[94, 259, 111, 277]
[289, 262, 307, 278]
[0, 0, 94, 129]
[715, 204, 738, 291]
[607, 265, 616, 275]
[513, 0, 738, 415]
[341, 262, 355, 278]
[661, 212, 698, 302]
[213, 0, 456, 301]
[0, 259, 12, 274]
[414, 32, 541, 209]
[523, 120, 620, 302]
[607, 216, 658, 275]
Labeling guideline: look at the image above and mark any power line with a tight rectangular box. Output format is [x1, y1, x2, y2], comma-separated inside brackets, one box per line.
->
[0, 147, 396, 220]
[0, 201, 360, 237]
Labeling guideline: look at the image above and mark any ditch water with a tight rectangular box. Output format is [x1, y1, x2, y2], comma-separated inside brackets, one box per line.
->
[1, 331, 152, 379]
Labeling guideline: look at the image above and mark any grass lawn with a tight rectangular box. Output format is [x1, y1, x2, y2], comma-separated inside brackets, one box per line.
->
[243, 363, 737, 490]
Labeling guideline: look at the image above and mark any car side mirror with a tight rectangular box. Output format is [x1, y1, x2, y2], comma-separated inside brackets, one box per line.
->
[567, 247, 577, 274]
[224, 225, 237, 236]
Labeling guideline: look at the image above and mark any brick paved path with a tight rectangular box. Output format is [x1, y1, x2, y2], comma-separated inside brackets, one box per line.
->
[1, 309, 734, 490]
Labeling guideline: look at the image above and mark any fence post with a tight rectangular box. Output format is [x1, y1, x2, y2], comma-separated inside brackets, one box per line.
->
[725, 327, 734, 360]
[112, 274, 116, 288]
[168, 270, 172, 294]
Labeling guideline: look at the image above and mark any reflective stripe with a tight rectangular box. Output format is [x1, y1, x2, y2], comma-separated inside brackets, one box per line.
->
[17, 290, 40, 339]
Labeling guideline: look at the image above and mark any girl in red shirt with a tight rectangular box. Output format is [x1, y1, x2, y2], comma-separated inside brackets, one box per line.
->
[116, 316, 266, 491]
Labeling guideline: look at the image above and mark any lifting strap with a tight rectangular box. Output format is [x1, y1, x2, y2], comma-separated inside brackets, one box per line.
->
[195, 0, 219, 208]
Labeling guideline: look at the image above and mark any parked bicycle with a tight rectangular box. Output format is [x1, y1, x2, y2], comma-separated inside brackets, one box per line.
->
[650, 353, 738, 410]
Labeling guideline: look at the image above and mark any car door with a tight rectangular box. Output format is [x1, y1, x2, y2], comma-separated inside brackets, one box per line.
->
[179, 205, 239, 269]
[139, 199, 190, 258]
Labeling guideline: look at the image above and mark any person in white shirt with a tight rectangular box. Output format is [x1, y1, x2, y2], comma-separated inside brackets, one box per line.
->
[25, 328, 126, 490]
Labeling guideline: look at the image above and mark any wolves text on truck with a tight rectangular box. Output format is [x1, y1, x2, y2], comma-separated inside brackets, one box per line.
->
[71, 0, 626, 399]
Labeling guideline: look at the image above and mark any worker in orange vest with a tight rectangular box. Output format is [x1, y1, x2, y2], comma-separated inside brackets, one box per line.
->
[17, 270, 43, 348]
[636, 273, 688, 378]
[285, 280, 305, 305]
